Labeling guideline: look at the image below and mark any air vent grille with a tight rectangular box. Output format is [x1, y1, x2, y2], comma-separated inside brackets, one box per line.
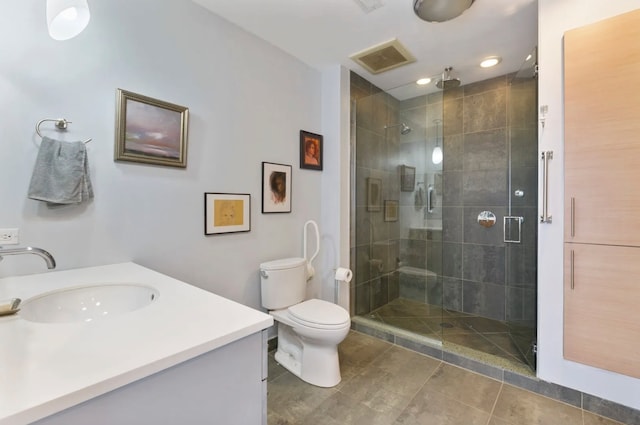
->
[350, 39, 416, 74]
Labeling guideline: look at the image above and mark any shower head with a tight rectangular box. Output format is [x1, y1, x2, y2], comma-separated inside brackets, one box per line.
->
[436, 67, 461, 89]
[384, 122, 412, 135]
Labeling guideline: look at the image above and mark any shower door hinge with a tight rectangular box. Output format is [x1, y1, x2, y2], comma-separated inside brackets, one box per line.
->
[533, 64, 539, 78]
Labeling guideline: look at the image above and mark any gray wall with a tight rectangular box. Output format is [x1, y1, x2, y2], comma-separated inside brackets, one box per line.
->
[350, 72, 401, 315]
[351, 71, 538, 325]
[441, 75, 537, 322]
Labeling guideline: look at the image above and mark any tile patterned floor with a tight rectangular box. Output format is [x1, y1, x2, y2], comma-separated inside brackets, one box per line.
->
[365, 298, 536, 372]
[267, 331, 625, 425]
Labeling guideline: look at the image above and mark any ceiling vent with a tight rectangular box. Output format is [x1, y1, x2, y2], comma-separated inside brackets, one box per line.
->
[350, 38, 416, 74]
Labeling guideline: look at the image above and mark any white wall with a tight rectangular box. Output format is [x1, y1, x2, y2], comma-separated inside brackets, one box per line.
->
[537, 0, 640, 410]
[0, 0, 342, 314]
[319, 66, 351, 309]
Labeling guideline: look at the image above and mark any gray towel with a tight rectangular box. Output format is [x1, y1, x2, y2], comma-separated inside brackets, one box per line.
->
[414, 186, 425, 209]
[28, 136, 93, 205]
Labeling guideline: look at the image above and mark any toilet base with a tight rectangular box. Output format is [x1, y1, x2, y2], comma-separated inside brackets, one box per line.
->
[274, 322, 344, 388]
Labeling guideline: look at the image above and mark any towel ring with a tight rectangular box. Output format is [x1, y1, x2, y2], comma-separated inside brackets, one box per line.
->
[35, 118, 92, 144]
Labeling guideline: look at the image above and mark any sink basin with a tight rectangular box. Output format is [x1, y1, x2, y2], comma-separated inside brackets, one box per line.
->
[20, 283, 159, 323]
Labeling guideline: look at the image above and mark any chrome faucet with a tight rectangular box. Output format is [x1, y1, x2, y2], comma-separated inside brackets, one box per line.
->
[0, 246, 56, 269]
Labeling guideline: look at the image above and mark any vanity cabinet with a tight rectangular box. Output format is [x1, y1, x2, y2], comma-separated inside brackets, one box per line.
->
[32, 331, 268, 425]
[563, 9, 640, 378]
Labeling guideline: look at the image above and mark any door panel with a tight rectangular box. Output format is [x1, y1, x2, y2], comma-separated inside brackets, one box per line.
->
[564, 243, 640, 378]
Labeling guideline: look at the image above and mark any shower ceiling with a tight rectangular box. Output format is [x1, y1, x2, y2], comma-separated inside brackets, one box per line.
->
[192, 0, 537, 100]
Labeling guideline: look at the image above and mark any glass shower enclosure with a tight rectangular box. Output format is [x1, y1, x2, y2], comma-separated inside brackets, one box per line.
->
[350, 48, 538, 373]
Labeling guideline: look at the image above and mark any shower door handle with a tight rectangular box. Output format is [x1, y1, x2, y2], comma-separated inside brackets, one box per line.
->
[540, 151, 553, 223]
[427, 185, 434, 213]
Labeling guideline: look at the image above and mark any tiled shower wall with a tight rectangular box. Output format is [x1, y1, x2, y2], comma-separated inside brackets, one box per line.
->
[350, 71, 401, 315]
[441, 75, 538, 323]
[350, 71, 537, 325]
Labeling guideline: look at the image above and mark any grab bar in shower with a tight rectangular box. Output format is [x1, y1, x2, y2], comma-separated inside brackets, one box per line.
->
[540, 151, 553, 223]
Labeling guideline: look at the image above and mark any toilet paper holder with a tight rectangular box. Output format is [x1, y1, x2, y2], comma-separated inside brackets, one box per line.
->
[333, 267, 353, 305]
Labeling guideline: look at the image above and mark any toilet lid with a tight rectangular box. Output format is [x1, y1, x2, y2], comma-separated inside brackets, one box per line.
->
[288, 299, 350, 326]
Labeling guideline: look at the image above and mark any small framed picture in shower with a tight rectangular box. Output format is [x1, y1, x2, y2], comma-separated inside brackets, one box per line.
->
[366, 177, 382, 212]
[384, 200, 399, 222]
[299, 130, 323, 171]
[400, 165, 416, 192]
[262, 162, 292, 213]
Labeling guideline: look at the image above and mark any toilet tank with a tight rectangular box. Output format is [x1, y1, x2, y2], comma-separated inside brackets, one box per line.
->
[260, 257, 307, 310]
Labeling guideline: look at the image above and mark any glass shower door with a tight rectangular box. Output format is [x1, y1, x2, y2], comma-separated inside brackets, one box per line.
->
[505, 47, 538, 370]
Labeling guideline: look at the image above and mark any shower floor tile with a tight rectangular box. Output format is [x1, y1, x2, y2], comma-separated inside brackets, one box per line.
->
[368, 298, 535, 371]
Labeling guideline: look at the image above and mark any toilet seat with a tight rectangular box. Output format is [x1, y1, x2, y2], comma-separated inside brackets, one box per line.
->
[287, 299, 350, 330]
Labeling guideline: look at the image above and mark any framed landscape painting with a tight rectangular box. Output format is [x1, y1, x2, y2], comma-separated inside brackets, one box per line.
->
[115, 89, 189, 168]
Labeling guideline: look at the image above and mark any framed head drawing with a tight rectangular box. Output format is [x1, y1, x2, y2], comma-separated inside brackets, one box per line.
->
[204, 193, 251, 235]
[300, 130, 323, 171]
[262, 162, 292, 213]
[114, 89, 189, 168]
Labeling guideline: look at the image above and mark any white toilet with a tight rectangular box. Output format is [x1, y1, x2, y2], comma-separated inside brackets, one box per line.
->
[260, 257, 351, 388]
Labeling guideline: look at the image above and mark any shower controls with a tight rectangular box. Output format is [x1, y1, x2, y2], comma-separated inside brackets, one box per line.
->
[514, 190, 524, 197]
[477, 211, 496, 228]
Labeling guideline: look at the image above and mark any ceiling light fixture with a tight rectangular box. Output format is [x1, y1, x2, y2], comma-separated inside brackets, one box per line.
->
[416, 78, 431, 85]
[47, 0, 91, 41]
[413, 0, 475, 23]
[480, 56, 502, 68]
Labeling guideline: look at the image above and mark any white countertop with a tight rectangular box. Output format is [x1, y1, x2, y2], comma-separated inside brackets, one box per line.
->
[0, 263, 273, 425]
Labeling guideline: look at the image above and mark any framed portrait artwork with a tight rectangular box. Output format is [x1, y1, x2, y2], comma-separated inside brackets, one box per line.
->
[114, 88, 189, 168]
[262, 162, 292, 213]
[204, 193, 251, 235]
[384, 200, 399, 222]
[366, 177, 382, 212]
[299, 130, 323, 171]
[400, 165, 416, 192]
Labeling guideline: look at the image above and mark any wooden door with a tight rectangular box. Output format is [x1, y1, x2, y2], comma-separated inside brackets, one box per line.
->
[564, 243, 640, 378]
[564, 9, 640, 246]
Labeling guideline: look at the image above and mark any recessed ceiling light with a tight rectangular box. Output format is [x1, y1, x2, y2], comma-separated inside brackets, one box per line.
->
[416, 78, 431, 85]
[480, 56, 502, 68]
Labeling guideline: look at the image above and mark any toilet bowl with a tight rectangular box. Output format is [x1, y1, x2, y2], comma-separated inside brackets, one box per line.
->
[260, 258, 351, 387]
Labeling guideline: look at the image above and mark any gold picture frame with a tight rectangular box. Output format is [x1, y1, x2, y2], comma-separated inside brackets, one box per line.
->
[366, 177, 382, 212]
[115, 88, 189, 168]
[384, 200, 399, 222]
[204, 193, 251, 235]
